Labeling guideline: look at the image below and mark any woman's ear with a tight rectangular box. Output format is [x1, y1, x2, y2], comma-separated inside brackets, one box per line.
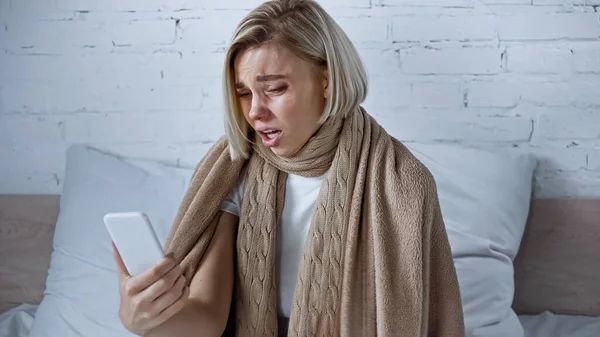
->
[322, 68, 329, 99]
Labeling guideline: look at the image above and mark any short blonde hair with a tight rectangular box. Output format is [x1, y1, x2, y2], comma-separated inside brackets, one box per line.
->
[222, 0, 368, 159]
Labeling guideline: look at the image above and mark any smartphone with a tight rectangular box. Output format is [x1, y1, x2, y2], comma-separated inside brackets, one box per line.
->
[103, 212, 165, 276]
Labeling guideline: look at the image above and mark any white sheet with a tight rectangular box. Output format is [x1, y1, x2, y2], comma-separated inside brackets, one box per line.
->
[520, 311, 600, 337]
[0, 304, 37, 337]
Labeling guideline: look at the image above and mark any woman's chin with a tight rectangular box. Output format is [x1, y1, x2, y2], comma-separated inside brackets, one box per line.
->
[270, 147, 291, 157]
[270, 145, 300, 158]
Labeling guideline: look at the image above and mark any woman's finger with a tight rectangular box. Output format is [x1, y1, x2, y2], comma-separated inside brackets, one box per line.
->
[150, 274, 187, 314]
[124, 255, 177, 296]
[143, 264, 184, 302]
[112, 242, 130, 282]
[155, 285, 190, 326]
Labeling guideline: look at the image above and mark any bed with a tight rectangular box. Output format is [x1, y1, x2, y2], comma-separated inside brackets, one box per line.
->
[0, 145, 599, 337]
[2, 197, 599, 337]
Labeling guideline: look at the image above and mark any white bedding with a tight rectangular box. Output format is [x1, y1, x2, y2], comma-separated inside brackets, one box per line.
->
[519, 312, 600, 337]
[1, 304, 600, 337]
[0, 304, 37, 337]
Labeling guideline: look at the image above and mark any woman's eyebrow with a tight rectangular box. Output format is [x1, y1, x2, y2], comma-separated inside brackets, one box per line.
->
[235, 74, 287, 89]
[256, 74, 287, 82]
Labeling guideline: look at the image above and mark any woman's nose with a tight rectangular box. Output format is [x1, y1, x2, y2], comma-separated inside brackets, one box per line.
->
[247, 95, 269, 121]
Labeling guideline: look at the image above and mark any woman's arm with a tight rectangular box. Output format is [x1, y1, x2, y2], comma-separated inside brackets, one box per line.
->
[422, 175, 465, 337]
[146, 211, 237, 337]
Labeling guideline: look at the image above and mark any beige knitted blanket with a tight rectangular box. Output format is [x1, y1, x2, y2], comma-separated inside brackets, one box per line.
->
[164, 107, 465, 336]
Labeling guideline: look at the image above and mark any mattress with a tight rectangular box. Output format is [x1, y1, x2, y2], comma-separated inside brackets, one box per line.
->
[519, 311, 600, 337]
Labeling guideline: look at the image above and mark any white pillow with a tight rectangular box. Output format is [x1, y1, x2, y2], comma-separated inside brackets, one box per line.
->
[29, 142, 535, 337]
[406, 143, 537, 337]
[29, 145, 194, 337]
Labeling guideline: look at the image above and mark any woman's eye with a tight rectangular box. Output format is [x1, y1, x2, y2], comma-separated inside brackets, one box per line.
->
[238, 92, 251, 99]
[269, 86, 287, 94]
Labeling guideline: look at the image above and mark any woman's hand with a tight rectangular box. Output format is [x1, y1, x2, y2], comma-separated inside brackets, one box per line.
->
[112, 242, 190, 336]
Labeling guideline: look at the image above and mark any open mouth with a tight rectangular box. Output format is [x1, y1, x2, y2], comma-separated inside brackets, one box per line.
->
[258, 129, 282, 147]
[264, 130, 281, 139]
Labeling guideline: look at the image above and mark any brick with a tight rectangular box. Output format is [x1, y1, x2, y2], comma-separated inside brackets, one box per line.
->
[586, 0, 600, 4]
[3, 83, 203, 113]
[63, 112, 223, 143]
[589, 152, 600, 170]
[56, 0, 198, 11]
[467, 81, 521, 108]
[2, 52, 218, 83]
[188, 0, 265, 9]
[573, 48, 600, 73]
[540, 139, 600, 149]
[0, 21, 6, 40]
[506, 46, 572, 74]
[536, 108, 600, 140]
[0, 144, 67, 175]
[3, 53, 179, 83]
[401, 48, 501, 75]
[9, 0, 56, 12]
[179, 15, 388, 46]
[375, 113, 532, 142]
[358, 49, 401, 76]
[367, 82, 477, 109]
[498, 14, 600, 41]
[0, 87, 5, 114]
[521, 148, 589, 171]
[161, 51, 226, 79]
[110, 20, 176, 46]
[535, 171, 600, 198]
[0, 115, 65, 146]
[199, 77, 226, 111]
[480, 0, 531, 4]
[521, 81, 600, 107]
[317, 0, 371, 8]
[334, 18, 389, 43]
[485, 5, 592, 14]
[392, 16, 496, 42]
[178, 14, 247, 47]
[0, 170, 63, 194]
[0, 0, 9, 18]
[570, 81, 600, 106]
[363, 78, 412, 108]
[410, 82, 464, 108]
[7, 20, 175, 53]
[378, 0, 474, 7]
[518, 82, 562, 106]
[533, 0, 572, 4]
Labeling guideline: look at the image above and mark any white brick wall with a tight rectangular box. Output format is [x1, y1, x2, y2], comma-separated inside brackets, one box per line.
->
[378, 0, 474, 7]
[1, 0, 599, 198]
[574, 47, 600, 73]
[506, 46, 572, 74]
[392, 16, 497, 42]
[589, 152, 600, 171]
[402, 48, 502, 75]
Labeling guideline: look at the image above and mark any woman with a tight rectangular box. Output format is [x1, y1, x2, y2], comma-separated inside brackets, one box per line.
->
[112, 0, 465, 336]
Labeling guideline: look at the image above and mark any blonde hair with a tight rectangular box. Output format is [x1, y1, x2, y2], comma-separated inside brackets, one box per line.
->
[222, 0, 368, 159]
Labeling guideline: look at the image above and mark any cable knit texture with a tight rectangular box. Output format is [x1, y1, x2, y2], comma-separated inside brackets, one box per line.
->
[164, 107, 465, 336]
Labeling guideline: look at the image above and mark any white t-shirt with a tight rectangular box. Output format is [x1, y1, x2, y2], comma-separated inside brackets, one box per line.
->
[220, 169, 327, 318]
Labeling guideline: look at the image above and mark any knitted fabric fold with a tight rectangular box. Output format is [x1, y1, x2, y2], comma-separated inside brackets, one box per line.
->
[164, 107, 465, 336]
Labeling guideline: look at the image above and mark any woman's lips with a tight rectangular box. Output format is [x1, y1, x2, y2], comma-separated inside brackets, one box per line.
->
[258, 130, 282, 147]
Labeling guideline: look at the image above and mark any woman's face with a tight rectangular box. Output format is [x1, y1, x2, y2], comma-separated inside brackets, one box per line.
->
[234, 44, 328, 157]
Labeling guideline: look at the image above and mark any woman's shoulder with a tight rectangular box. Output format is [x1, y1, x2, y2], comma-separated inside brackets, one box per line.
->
[387, 138, 438, 198]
